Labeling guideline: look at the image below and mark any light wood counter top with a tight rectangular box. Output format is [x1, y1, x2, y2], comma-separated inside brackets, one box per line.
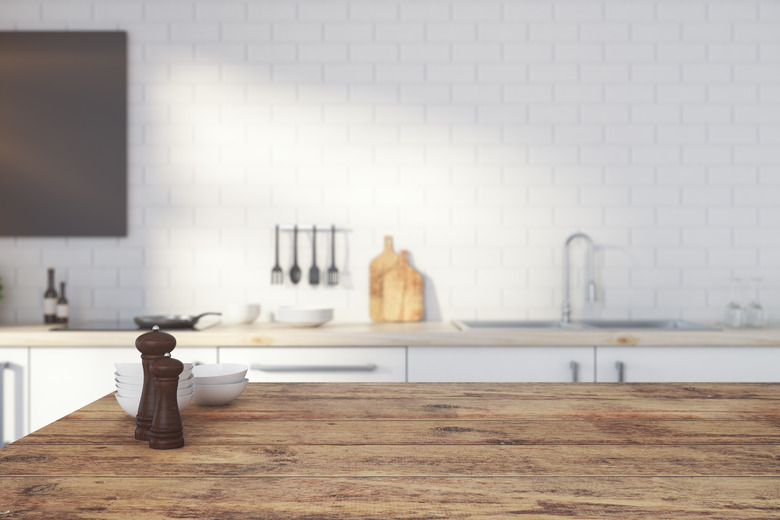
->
[1, 321, 780, 347]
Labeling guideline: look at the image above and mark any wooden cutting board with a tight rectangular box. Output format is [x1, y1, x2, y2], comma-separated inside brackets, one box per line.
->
[382, 250, 423, 322]
[369, 236, 400, 321]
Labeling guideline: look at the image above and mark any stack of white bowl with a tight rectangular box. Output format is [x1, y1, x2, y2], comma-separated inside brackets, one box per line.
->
[114, 362, 195, 417]
[192, 363, 249, 406]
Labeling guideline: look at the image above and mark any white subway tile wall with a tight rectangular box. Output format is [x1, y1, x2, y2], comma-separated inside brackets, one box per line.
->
[0, 0, 778, 325]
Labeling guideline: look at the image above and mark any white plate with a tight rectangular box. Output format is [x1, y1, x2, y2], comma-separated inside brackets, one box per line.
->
[275, 307, 333, 327]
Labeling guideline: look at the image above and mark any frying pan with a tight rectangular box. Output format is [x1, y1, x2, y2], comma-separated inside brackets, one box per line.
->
[134, 312, 222, 330]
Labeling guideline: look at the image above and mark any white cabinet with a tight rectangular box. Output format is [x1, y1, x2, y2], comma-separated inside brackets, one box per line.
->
[219, 347, 407, 382]
[408, 346, 595, 382]
[30, 346, 217, 433]
[1, 347, 29, 445]
[596, 346, 780, 382]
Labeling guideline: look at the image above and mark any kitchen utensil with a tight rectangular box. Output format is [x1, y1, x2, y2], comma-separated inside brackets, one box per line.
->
[382, 250, 424, 322]
[309, 226, 320, 285]
[327, 224, 339, 286]
[290, 225, 301, 284]
[275, 306, 334, 327]
[133, 312, 221, 330]
[271, 224, 283, 284]
[369, 236, 399, 321]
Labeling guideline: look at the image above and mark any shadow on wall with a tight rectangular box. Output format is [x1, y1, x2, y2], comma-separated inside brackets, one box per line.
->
[404, 250, 440, 322]
[423, 274, 441, 321]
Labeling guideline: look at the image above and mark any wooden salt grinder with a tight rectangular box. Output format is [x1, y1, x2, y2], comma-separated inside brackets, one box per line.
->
[149, 356, 185, 450]
[134, 326, 176, 441]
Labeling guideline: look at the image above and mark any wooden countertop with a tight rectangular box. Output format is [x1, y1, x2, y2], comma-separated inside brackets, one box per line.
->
[1, 382, 778, 518]
[2, 321, 780, 347]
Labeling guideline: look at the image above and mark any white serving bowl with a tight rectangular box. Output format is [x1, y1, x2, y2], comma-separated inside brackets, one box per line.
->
[221, 303, 261, 325]
[116, 381, 195, 398]
[192, 363, 248, 385]
[114, 371, 193, 385]
[275, 306, 333, 327]
[115, 391, 194, 417]
[193, 378, 248, 406]
[115, 376, 193, 390]
[115, 362, 193, 376]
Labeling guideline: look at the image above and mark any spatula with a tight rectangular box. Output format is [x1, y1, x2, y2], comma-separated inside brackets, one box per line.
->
[309, 226, 320, 286]
[290, 225, 301, 284]
[327, 224, 339, 286]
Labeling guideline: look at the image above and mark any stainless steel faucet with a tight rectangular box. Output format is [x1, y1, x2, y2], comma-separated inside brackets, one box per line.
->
[561, 232, 597, 324]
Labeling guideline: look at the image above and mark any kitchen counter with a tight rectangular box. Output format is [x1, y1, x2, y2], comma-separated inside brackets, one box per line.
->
[1, 382, 778, 518]
[1, 321, 780, 347]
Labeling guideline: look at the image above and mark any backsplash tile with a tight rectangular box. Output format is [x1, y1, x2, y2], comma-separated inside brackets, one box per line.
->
[0, 0, 778, 325]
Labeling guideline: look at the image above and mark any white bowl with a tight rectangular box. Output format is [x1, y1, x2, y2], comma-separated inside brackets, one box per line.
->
[115, 362, 193, 376]
[275, 307, 333, 327]
[116, 381, 195, 398]
[192, 363, 248, 385]
[193, 378, 248, 406]
[115, 391, 194, 417]
[222, 303, 261, 325]
[114, 371, 193, 385]
[114, 374, 195, 388]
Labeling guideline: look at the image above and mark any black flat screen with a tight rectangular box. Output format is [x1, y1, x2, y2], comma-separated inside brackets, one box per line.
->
[0, 31, 127, 236]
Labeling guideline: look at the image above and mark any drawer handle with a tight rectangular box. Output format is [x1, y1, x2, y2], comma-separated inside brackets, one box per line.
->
[251, 363, 378, 373]
[1, 362, 6, 446]
[615, 361, 625, 383]
[1, 361, 24, 447]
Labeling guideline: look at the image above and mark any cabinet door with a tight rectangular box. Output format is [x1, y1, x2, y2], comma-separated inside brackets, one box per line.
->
[597, 346, 780, 382]
[1, 347, 29, 445]
[30, 346, 217, 432]
[219, 347, 406, 382]
[408, 346, 595, 382]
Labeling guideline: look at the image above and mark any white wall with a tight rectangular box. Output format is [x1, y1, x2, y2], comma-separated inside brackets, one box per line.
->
[1, 0, 779, 325]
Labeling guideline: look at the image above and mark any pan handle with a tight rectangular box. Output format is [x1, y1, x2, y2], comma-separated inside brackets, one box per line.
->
[191, 312, 222, 324]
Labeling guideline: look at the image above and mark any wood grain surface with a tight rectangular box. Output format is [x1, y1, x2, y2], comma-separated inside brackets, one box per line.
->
[1, 382, 779, 519]
[382, 250, 424, 322]
[368, 235, 399, 322]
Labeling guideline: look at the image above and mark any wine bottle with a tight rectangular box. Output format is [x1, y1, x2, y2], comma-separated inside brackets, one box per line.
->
[56, 281, 69, 324]
[43, 268, 57, 323]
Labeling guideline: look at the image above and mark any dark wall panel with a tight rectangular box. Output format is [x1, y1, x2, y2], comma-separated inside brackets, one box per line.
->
[0, 31, 127, 236]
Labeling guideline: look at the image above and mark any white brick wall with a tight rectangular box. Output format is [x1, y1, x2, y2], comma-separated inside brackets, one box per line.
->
[1, 0, 779, 325]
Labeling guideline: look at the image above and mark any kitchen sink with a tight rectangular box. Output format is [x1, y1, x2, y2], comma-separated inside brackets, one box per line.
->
[453, 319, 719, 331]
[578, 319, 720, 331]
[453, 320, 583, 331]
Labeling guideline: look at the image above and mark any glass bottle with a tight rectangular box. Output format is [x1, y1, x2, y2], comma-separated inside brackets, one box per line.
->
[43, 268, 58, 323]
[724, 277, 743, 328]
[745, 278, 764, 328]
[56, 281, 69, 324]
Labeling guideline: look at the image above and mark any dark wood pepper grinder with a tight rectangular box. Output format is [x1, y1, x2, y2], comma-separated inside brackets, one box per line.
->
[134, 325, 176, 441]
[149, 356, 185, 450]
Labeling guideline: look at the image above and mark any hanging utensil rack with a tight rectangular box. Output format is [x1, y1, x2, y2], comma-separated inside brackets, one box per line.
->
[274, 225, 348, 232]
[271, 225, 347, 286]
